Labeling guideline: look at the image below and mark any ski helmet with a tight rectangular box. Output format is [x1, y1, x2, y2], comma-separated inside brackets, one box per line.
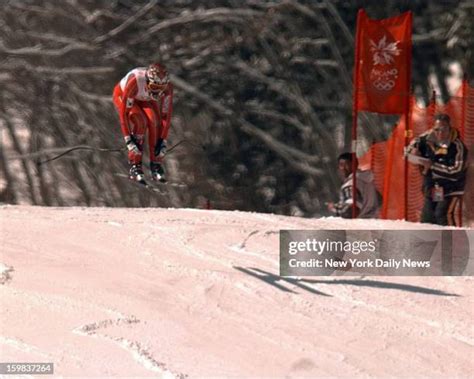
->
[146, 63, 169, 97]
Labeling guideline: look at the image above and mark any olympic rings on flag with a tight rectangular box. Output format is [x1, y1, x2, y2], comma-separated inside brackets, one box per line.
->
[373, 79, 396, 91]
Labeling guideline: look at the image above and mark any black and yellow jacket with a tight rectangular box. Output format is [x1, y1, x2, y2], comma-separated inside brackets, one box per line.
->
[408, 128, 468, 196]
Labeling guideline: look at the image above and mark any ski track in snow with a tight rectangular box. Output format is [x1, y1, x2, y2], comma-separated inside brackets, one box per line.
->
[331, 285, 474, 347]
[73, 316, 187, 378]
[0, 262, 14, 284]
[112, 338, 186, 379]
[0, 205, 473, 378]
[0, 336, 52, 359]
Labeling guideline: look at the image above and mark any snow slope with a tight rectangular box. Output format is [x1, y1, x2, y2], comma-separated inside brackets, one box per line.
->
[0, 205, 473, 378]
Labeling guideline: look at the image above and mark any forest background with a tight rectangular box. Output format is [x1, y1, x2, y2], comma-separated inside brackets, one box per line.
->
[1, 0, 472, 216]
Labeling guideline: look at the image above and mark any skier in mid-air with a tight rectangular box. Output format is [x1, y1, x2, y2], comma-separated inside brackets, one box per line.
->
[113, 63, 173, 184]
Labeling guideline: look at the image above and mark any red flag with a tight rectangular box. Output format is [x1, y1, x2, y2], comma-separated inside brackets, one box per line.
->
[354, 10, 412, 114]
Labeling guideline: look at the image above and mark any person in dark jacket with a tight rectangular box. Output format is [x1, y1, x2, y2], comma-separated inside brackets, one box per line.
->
[407, 113, 468, 226]
[327, 153, 381, 219]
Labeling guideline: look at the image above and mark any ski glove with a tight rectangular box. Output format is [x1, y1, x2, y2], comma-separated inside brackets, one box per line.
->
[154, 138, 167, 158]
[125, 136, 141, 156]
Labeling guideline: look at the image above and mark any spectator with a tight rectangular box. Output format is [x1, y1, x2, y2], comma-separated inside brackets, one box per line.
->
[327, 153, 381, 218]
[407, 113, 468, 226]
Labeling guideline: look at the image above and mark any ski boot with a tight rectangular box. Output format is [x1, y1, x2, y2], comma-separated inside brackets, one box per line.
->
[150, 161, 166, 183]
[129, 163, 147, 185]
[154, 138, 167, 160]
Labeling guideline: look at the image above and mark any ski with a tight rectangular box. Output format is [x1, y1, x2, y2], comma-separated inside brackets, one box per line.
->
[114, 173, 166, 194]
[150, 179, 187, 188]
[114, 172, 187, 190]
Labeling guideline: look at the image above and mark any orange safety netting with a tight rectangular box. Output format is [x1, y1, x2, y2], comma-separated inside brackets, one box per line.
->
[463, 83, 474, 220]
[359, 80, 473, 223]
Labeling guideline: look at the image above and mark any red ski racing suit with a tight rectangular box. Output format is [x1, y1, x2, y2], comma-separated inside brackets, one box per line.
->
[113, 67, 173, 165]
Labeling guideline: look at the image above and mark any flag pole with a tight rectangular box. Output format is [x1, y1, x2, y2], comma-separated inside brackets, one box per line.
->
[460, 74, 467, 140]
[403, 12, 413, 221]
[352, 9, 364, 219]
[404, 97, 412, 221]
[459, 74, 468, 226]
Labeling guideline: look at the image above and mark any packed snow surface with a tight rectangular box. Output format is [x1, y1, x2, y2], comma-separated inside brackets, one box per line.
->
[0, 205, 473, 378]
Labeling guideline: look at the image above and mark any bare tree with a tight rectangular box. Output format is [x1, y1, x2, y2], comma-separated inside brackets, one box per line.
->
[1, 0, 471, 216]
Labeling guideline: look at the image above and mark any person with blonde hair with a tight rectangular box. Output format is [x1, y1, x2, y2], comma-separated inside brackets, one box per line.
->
[407, 113, 468, 226]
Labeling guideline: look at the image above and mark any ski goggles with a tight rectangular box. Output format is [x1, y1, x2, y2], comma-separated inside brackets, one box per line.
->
[147, 82, 168, 92]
